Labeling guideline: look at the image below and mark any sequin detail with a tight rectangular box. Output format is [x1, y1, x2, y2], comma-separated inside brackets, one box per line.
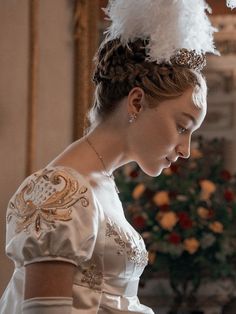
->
[171, 48, 206, 71]
[7, 168, 89, 238]
[106, 221, 148, 267]
[81, 263, 103, 290]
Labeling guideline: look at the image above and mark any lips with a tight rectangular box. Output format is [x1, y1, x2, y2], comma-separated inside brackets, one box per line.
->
[165, 157, 171, 166]
[166, 157, 178, 163]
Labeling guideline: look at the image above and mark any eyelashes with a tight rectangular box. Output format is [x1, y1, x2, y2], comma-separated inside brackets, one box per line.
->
[177, 125, 188, 134]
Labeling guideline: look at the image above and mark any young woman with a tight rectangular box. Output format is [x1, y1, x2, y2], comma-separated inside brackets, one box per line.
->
[1, 0, 227, 313]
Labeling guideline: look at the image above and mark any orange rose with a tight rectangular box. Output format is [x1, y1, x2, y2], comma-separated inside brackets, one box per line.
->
[153, 191, 170, 206]
[209, 221, 224, 233]
[197, 207, 209, 219]
[148, 251, 156, 265]
[190, 148, 203, 159]
[132, 183, 146, 199]
[163, 168, 172, 176]
[200, 180, 216, 200]
[200, 180, 216, 193]
[157, 211, 178, 231]
[184, 238, 200, 254]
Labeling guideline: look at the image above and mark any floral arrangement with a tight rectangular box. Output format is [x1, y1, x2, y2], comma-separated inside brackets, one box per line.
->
[115, 137, 236, 304]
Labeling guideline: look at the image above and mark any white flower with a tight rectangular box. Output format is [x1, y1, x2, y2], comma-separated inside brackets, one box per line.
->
[200, 233, 216, 249]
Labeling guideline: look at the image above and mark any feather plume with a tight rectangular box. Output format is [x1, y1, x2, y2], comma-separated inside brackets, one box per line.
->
[103, 0, 219, 64]
[227, 0, 236, 9]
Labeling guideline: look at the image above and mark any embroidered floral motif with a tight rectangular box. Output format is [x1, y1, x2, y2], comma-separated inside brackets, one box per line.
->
[106, 221, 148, 267]
[7, 168, 89, 238]
[81, 263, 103, 290]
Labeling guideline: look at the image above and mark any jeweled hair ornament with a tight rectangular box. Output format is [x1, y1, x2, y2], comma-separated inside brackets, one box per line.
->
[103, 0, 235, 71]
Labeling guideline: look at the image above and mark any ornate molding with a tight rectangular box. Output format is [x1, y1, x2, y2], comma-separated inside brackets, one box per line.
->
[210, 15, 236, 54]
[73, 0, 99, 139]
[26, 0, 39, 176]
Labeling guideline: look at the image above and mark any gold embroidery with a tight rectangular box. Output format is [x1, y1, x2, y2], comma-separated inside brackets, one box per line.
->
[106, 221, 148, 267]
[7, 168, 89, 238]
[81, 263, 103, 290]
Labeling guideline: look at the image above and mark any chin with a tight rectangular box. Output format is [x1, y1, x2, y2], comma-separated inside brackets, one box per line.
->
[139, 164, 163, 177]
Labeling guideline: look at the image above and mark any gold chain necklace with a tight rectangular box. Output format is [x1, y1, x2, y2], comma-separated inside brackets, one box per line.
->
[85, 137, 120, 194]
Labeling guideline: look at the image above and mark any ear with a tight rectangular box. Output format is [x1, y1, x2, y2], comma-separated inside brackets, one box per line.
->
[127, 87, 146, 114]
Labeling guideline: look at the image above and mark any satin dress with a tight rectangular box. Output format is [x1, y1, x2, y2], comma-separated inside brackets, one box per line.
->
[0, 165, 154, 313]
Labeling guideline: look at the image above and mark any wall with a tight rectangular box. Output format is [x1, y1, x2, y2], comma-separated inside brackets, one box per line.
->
[0, 0, 74, 295]
[196, 15, 236, 172]
[0, 0, 29, 294]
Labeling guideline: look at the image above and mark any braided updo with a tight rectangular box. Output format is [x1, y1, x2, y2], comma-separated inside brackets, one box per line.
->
[87, 38, 207, 128]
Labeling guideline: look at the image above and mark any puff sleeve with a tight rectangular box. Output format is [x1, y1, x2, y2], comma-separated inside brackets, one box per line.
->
[5, 166, 100, 267]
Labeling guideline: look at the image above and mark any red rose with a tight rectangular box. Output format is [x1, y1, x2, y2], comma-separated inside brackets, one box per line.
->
[178, 212, 188, 221]
[208, 209, 215, 219]
[180, 218, 193, 229]
[129, 170, 139, 178]
[178, 212, 193, 229]
[132, 215, 146, 229]
[224, 190, 234, 202]
[220, 170, 232, 181]
[159, 204, 170, 212]
[169, 191, 177, 199]
[168, 232, 181, 245]
[170, 164, 179, 173]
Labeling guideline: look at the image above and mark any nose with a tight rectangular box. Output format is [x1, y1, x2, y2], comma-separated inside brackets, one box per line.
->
[176, 136, 191, 159]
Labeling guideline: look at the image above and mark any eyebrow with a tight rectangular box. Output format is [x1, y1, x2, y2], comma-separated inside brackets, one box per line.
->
[182, 112, 196, 125]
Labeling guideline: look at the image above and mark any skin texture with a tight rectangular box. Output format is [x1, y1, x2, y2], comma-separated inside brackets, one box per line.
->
[24, 86, 206, 299]
[126, 87, 206, 176]
[24, 261, 75, 298]
[49, 86, 206, 180]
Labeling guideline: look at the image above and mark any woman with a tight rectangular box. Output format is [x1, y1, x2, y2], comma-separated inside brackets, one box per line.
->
[0, 1, 223, 313]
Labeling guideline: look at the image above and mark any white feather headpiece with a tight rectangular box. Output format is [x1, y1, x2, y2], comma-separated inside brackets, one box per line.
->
[227, 0, 236, 9]
[102, 0, 234, 70]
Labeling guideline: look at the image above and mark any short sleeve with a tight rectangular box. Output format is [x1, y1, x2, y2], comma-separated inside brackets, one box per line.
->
[5, 166, 100, 267]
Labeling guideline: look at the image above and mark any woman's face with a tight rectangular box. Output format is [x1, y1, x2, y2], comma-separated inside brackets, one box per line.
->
[128, 88, 206, 177]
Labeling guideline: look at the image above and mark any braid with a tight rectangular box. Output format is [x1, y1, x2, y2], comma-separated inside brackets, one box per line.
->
[93, 39, 149, 85]
[86, 38, 205, 128]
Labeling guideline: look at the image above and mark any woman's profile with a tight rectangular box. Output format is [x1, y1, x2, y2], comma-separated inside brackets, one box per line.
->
[0, 0, 235, 313]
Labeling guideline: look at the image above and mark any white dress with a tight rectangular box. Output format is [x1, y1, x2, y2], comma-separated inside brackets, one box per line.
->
[0, 165, 154, 313]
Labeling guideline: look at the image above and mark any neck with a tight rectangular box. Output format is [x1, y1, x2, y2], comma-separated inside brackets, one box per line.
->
[48, 103, 138, 191]
[85, 123, 131, 175]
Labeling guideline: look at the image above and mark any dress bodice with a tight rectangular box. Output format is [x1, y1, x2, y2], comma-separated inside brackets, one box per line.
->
[0, 166, 154, 313]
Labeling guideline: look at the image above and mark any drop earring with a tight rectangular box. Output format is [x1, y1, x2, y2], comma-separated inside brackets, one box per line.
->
[128, 113, 138, 123]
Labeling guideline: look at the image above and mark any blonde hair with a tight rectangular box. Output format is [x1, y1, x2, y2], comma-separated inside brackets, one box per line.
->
[86, 39, 207, 130]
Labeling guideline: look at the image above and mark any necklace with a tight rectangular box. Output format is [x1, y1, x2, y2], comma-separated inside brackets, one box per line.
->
[85, 137, 120, 194]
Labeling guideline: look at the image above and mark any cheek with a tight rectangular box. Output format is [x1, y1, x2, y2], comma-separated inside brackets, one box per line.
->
[135, 114, 177, 155]
[155, 124, 178, 152]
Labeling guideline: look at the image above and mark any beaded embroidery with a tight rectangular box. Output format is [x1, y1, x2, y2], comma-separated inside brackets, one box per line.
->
[171, 48, 206, 71]
[81, 263, 103, 290]
[7, 168, 89, 238]
[106, 220, 148, 267]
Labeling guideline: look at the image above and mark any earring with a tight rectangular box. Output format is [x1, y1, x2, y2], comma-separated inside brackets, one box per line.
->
[128, 113, 138, 123]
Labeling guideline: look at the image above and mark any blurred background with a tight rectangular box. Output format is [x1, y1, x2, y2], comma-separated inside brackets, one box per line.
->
[0, 1, 236, 313]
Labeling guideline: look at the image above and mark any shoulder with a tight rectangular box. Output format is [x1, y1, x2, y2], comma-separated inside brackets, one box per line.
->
[6, 165, 98, 238]
[5, 167, 101, 267]
[15, 165, 92, 194]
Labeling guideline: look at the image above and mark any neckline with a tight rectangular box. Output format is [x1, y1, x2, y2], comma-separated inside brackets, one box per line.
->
[45, 164, 119, 197]
[46, 164, 96, 192]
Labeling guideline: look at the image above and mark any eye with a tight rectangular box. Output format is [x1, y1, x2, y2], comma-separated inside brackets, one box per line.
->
[177, 125, 188, 134]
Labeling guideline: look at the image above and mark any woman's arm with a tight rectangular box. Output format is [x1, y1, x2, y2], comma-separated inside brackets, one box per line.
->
[22, 261, 75, 313]
[24, 261, 76, 299]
